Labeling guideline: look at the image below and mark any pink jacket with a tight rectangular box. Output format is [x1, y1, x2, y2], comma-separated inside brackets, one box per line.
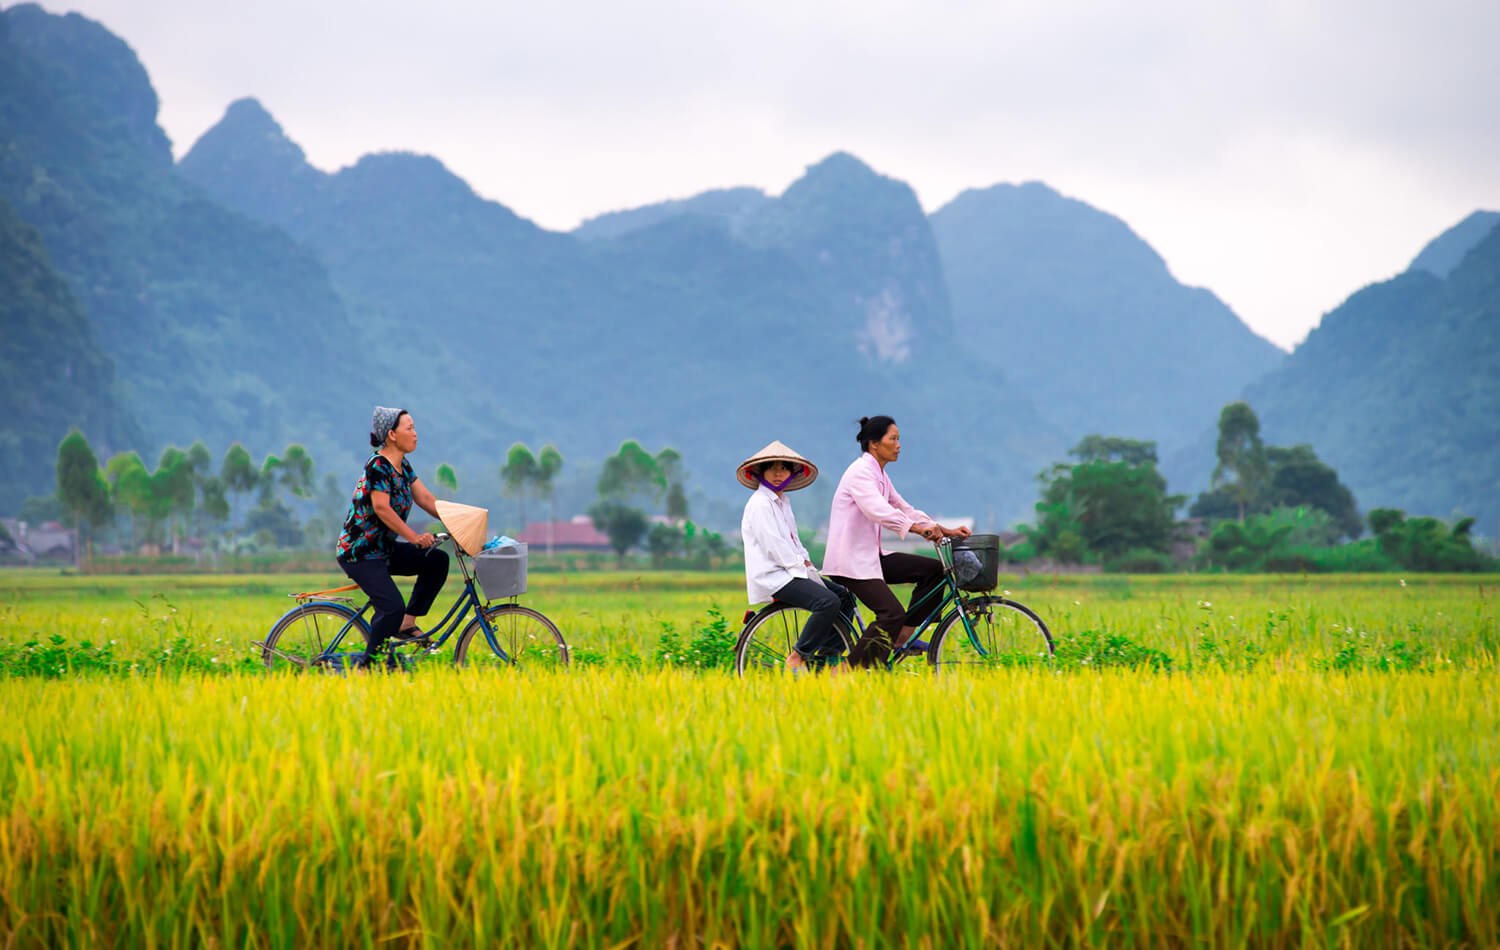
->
[821, 453, 931, 580]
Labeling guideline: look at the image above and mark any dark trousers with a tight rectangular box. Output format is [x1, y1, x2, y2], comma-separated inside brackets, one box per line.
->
[773, 576, 857, 659]
[339, 544, 450, 653]
[828, 552, 945, 668]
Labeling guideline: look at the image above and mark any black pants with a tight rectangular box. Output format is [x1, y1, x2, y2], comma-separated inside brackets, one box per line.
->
[339, 544, 450, 653]
[773, 576, 856, 659]
[828, 552, 945, 668]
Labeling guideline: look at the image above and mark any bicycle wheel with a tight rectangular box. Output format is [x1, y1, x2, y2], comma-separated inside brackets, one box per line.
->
[929, 596, 1053, 670]
[261, 603, 369, 671]
[735, 602, 857, 676]
[453, 603, 568, 669]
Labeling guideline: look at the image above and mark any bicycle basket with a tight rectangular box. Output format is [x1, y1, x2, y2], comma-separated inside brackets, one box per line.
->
[474, 543, 528, 599]
[950, 535, 1001, 592]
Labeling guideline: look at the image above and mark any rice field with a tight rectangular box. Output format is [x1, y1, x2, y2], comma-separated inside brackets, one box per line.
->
[0, 569, 1496, 946]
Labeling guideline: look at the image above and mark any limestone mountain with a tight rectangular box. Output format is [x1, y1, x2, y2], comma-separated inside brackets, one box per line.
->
[739, 153, 955, 364]
[0, 197, 139, 497]
[1237, 217, 1500, 536]
[573, 187, 770, 242]
[0, 4, 359, 501]
[1407, 210, 1500, 278]
[180, 107, 1059, 523]
[930, 183, 1286, 457]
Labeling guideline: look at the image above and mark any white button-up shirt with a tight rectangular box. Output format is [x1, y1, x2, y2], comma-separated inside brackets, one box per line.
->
[741, 483, 814, 603]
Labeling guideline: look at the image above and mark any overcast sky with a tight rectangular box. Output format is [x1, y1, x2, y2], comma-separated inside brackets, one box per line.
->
[45, 0, 1500, 350]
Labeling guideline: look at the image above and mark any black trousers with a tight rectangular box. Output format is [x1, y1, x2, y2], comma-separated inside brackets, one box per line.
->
[773, 576, 857, 659]
[827, 552, 946, 668]
[339, 544, 450, 653]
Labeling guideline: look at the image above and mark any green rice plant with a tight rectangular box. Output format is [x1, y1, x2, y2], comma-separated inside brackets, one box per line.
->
[0, 668, 1495, 946]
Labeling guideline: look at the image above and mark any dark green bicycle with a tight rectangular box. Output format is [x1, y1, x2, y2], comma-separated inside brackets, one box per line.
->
[735, 535, 1053, 675]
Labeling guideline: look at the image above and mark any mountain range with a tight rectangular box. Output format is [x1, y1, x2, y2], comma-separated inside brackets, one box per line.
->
[2, 2, 1496, 537]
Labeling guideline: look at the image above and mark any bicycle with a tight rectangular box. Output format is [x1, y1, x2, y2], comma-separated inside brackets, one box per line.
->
[255, 533, 568, 671]
[735, 535, 1052, 675]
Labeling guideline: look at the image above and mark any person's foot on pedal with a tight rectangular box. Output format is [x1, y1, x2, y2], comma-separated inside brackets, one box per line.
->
[784, 649, 809, 675]
[897, 639, 929, 657]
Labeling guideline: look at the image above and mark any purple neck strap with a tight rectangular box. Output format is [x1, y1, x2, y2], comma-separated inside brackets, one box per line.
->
[757, 465, 801, 493]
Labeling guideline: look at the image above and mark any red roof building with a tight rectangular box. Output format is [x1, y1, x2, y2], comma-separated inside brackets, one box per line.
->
[517, 516, 612, 551]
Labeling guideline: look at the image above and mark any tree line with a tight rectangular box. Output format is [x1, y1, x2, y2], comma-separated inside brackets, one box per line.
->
[1019, 402, 1493, 572]
[42, 429, 728, 569]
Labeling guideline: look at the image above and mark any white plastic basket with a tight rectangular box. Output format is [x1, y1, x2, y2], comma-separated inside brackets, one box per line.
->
[474, 543, 527, 599]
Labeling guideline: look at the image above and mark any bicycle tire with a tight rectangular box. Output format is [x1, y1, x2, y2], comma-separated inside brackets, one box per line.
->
[735, 601, 857, 676]
[928, 596, 1053, 670]
[453, 603, 568, 669]
[261, 602, 369, 671]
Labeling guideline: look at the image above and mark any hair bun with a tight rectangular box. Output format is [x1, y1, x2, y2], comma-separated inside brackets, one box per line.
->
[858, 416, 870, 425]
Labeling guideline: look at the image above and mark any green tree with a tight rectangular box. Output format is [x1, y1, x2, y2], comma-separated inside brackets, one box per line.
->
[434, 463, 459, 494]
[1208, 517, 1295, 571]
[598, 441, 666, 504]
[704, 529, 728, 569]
[1028, 437, 1183, 563]
[588, 500, 649, 568]
[105, 452, 154, 552]
[152, 448, 195, 553]
[1193, 440, 1362, 541]
[1211, 402, 1268, 522]
[55, 428, 111, 568]
[535, 445, 564, 555]
[1069, 435, 1159, 467]
[275, 444, 316, 500]
[220, 443, 259, 532]
[1265, 445, 1362, 540]
[1367, 509, 1493, 572]
[198, 475, 230, 540]
[646, 521, 683, 568]
[665, 482, 690, 524]
[246, 498, 305, 549]
[500, 443, 539, 531]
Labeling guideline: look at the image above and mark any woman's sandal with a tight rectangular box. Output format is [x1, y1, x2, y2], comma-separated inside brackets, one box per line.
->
[390, 626, 430, 647]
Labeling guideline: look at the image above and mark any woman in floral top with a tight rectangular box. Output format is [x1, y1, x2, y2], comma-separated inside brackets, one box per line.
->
[336, 406, 449, 666]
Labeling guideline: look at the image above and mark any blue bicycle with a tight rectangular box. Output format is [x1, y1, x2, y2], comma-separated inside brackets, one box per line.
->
[257, 533, 567, 671]
[734, 536, 1053, 674]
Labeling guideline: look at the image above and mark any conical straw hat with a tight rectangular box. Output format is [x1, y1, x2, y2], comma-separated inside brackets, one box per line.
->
[435, 499, 489, 556]
[736, 440, 818, 491]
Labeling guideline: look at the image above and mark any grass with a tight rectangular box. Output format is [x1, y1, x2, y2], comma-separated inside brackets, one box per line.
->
[0, 569, 1495, 945]
[0, 569, 1493, 673]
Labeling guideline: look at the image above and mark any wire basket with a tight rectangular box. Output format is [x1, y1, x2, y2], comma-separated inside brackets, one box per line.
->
[474, 543, 528, 599]
[950, 534, 1001, 592]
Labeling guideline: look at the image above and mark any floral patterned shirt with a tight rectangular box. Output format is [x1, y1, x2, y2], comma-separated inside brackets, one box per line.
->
[336, 454, 416, 561]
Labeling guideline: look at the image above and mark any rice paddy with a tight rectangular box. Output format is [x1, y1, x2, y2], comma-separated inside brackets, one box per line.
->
[0, 569, 1495, 946]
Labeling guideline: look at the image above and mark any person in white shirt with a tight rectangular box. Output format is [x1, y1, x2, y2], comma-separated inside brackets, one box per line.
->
[738, 441, 856, 674]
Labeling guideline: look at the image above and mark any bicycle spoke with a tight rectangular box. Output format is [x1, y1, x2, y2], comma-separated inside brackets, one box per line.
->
[262, 604, 366, 672]
[736, 603, 855, 676]
[932, 598, 1052, 670]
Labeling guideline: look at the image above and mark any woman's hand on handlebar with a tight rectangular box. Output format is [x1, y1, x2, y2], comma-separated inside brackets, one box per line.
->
[915, 523, 943, 541]
[944, 525, 972, 539]
[413, 532, 438, 549]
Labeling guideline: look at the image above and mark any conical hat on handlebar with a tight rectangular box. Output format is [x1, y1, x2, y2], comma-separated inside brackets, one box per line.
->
[434, 499, 489, 555]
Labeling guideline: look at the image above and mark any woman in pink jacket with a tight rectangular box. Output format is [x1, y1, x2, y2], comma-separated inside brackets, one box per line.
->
[822, 415, 970, 668]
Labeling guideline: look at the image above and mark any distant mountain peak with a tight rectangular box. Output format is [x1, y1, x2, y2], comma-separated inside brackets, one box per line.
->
[1408, 210, 1500, 279]
[574, 186, 769, 242]
[182, 97, 311, 176]
[3, 3, 172, 165]
[803, 150, 877, 178]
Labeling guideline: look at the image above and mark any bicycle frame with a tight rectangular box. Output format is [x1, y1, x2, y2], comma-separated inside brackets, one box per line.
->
[295, 541, 516, 665]
[840, 539, 984, 665]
